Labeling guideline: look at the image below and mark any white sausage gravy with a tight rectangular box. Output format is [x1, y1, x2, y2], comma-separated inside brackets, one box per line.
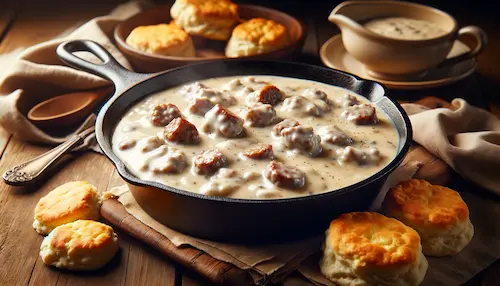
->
[112, 76, 399, 199]
[364, 17, 447, 40]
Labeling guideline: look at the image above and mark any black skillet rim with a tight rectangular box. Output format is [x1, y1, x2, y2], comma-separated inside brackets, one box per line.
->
[96, 60, 413, 204]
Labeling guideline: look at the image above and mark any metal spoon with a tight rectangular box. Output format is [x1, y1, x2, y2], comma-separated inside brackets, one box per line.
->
[2, 126, 96, 186]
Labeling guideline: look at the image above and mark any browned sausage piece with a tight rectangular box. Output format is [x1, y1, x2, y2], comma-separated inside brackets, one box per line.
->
[193, 149, 229, 175]
[118, 138, 136, 150]
[336, 146, 381, 165]
[164, 117, 201, 144]
[202, 104, 244, 138]
[242, 144, 274, 160]
[335, 93, 359, 108]
[138, 136, 164, 152]
[302, 88, 329, 102]
[151, 103, 182, 126]
[281, 126, 323, 157]
[318, 126, 354, 146]
[180, 82, 236, 107]
[150, 149, 187, 174]
[272, 119, 299, 136]
[187, 97, 215, 116]
[280, 95, 326, 117]
[247, 85, 284, 106]
[341, 103, 378, 125]
[263, 161, 306, 189]
[222, 79, 244, 91]
[244, 104, 277, 127]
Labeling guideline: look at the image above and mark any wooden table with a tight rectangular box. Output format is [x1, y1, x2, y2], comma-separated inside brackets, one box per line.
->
[0, 1, 499, 285]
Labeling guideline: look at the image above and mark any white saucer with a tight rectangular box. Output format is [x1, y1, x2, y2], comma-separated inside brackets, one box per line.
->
[320, 35, 477, 90]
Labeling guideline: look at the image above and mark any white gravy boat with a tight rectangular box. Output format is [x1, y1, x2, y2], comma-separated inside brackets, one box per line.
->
[328, 1, 487, 80]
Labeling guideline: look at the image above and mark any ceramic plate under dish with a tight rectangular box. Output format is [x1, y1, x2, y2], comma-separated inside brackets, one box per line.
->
[320, 35, 477, 90]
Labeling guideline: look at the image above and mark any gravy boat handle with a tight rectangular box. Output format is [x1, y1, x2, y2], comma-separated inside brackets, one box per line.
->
[57, 40, 157, 96]
[438, 26, 488, 68]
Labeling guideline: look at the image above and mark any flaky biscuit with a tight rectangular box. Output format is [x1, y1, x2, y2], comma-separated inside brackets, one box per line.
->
[383, 179, 474, 256]
[320, 212, 428, 286]
[225, 18, 290, 57]
[170, 0, 239, 41]
[33, 181, 102, 235]
[40, 220, 119, 270]
[126, 23, 195, 57]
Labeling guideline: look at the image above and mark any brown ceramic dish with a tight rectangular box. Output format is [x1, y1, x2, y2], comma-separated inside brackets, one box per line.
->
[115, 4, 306, 72]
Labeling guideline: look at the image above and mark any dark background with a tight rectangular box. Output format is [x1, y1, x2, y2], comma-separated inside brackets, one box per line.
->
[2, 0, 498, 107]
[3, 0, 498, 21]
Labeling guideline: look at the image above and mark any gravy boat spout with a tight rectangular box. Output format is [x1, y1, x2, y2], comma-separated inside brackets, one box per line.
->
[328, 14, 362, 33]
[328, 1, 374, 33]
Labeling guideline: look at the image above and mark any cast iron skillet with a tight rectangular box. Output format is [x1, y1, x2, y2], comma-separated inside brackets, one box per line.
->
[57, 40, 412, 244]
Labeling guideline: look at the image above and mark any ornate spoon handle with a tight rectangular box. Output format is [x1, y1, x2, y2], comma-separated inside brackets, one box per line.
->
[3, 126, 96, 186]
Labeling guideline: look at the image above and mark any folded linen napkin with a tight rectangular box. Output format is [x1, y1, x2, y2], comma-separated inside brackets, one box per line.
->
[0, 1, 149, 146]
[409, 98, 500, 196]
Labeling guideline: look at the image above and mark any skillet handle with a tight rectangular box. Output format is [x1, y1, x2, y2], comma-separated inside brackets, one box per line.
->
[57, 40, 153, 94]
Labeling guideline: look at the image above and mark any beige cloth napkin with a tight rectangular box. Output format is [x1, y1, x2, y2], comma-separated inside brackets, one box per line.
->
[409, 98, 500, 195]
[108, 185, 323, 284]
[0, 1, 150, 146]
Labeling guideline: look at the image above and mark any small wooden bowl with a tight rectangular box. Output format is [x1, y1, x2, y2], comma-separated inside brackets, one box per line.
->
[114, 4, 306, 73]
[27, 88, 111, 129]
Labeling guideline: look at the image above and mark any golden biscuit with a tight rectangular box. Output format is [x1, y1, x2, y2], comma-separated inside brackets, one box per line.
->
[320, 212, 428, 286]
[40, 220, 119, 270]
[126, 23, 196, 57]
[226, 18, 290, 57]
[170, 0, 239, 41]
[33, 181, 102, 235]
[383, 179, 473, 256]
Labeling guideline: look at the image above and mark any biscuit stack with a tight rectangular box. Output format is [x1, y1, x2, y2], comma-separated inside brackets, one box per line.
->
[320, 179, 474, 286]
[125, 0, 291, 58]
[34, 181, 119, 271]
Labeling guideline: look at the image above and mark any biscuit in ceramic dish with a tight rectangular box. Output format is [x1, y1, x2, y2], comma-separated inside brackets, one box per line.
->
[126, 23, 196, 57]
[33, 181, 102, 235]
[383, 179, 473, 257]
[320, 212, 428, 286]
[225, 18, 290, 57]
[40, 220, 119, 270]
[170, 0, 239, 41]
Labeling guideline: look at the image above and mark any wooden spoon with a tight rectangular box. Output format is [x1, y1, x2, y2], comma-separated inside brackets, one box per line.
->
[27, 87, 112, 128]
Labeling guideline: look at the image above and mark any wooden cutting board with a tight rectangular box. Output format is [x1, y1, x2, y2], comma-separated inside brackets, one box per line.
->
[100, 96, 453, 286]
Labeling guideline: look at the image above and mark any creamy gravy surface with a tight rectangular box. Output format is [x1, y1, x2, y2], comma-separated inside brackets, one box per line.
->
[112, 76, 399, 199]
[364, 17, 447, 40]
